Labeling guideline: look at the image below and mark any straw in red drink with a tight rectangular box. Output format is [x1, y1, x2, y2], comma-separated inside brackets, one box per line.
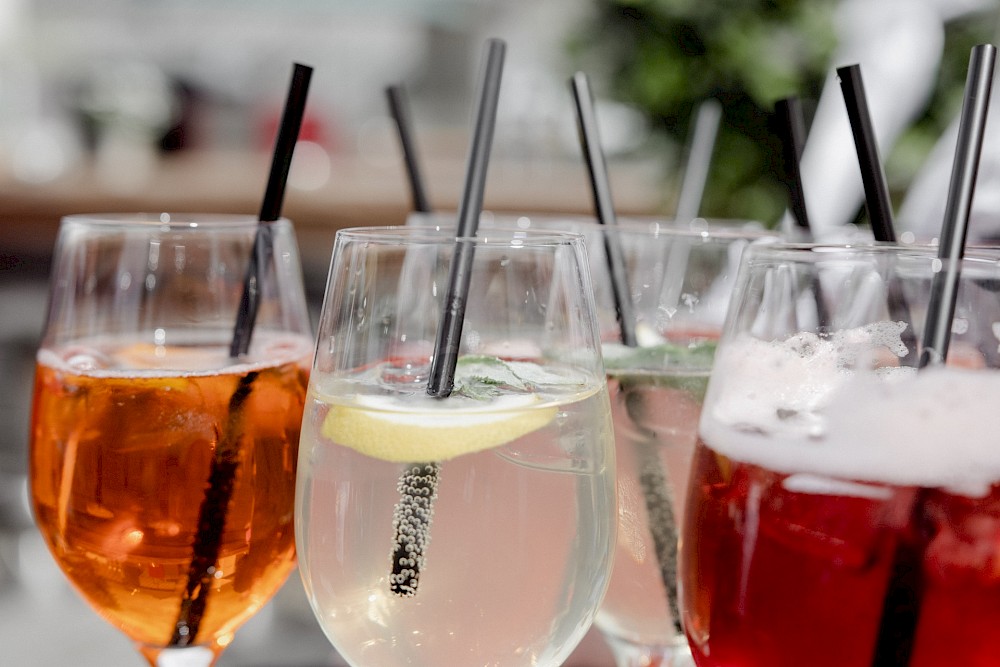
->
[837, 64, 896, 243]
[871, 43, 996, 667]
[774, 96, 813, 239]
[773, 96, 831, 328]
[836, 63, 916, 362]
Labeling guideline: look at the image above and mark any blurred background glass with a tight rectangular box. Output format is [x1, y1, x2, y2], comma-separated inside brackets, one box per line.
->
[2, 1, 1000, 664]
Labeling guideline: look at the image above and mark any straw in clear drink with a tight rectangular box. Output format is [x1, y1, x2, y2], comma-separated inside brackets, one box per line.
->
[389, 38, 506, 597]
[571, 69, 682, 634]
[659, 98, 722, 327]
[386, 84, 433, 214]
[675, 98, 722, 223]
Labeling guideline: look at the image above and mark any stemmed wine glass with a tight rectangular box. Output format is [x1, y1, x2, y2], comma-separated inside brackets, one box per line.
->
[30, 213, 313, 666]
[295, 225, 616, 666]
[589, 218, 772, 667]
[410, 211, 771, 667]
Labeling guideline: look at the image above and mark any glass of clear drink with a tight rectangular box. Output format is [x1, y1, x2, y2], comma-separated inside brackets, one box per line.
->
[680, 242, 1000, 666]
[295, 226, 617, 667]
[590, 218, 771, 667]
[30, 213, 314, 666]
[409, 210, 771, 666]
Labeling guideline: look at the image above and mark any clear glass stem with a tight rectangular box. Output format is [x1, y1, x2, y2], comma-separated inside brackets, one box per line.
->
[604, 633, 695, 667]
[139, 644, 220, 667]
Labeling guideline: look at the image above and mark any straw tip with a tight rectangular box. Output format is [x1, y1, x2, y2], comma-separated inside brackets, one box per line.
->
[835, 63, 860, 78]
[481, 37, 507, 63]
[701, 97, 723, 112]
[774, 95, 797, 109]
[571, 72, 593, 100]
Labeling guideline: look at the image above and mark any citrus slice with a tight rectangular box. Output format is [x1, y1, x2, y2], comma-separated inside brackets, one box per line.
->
[321, 393, 558, 462]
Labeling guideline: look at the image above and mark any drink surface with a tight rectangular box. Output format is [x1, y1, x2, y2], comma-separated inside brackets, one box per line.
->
[593, 339, 713, 651]
[30, 333, 312, 649]
[682, 327, 1000, 666]
[296, 356, 615, 667]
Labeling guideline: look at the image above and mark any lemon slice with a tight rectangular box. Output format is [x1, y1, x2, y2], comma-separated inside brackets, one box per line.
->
[321, 393, 558, 462]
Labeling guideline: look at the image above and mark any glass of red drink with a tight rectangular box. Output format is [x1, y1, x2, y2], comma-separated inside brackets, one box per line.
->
[680, 242, 1000, 667]
[30, 214, 313, 666]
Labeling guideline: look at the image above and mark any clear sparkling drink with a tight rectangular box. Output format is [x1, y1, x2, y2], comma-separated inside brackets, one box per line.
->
[596, 340, 712, 657]
[295, 355, 616, 667]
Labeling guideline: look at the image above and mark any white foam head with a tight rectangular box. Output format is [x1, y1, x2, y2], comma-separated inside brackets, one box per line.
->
[702, 322, 1000, 497]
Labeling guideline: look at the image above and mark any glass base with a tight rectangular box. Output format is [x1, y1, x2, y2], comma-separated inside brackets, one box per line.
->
[139, 644, 219, 667]
[603, 632, 695, 667]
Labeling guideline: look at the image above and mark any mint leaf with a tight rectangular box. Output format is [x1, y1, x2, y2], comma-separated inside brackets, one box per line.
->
[456, 355, 528, 390]
[452, 355, 582, 401]
[602, 340, 717, 372]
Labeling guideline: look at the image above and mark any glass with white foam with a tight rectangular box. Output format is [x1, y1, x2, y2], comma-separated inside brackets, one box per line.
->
[680, 243, 1000, 666]
[294, 226, 616, 667]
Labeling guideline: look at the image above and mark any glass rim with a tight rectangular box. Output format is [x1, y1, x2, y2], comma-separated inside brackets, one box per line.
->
[405, 209, 770, 241]
[744, 240, 1000, 265]
[60, 213, 289, 229]
[335, 224, 588, 247]
[615, 216, 774, 241]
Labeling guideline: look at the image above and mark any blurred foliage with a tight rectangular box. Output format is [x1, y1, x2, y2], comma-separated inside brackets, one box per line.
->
[885, 17, 996, 191]
[569, 0, 998, 226]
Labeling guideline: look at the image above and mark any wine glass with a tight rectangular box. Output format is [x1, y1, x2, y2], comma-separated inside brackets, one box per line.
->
[585, 218, 772, 667]
[30, 213, 313, 666]
[410, 211, 772, 666]
[680, 242, 1000, 666]
[295, 225, 616, 666]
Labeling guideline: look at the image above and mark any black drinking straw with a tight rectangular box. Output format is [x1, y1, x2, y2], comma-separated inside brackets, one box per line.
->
[231, 62, 314, 358]
[570, 71, 637, 347]
[172, 62, 312, 646]
[837, 64, 896, 243]
[774, 95, 831, 327]
[388, 38, 505, 599]
[774, 96, 814, 238]
[386, 84, 433, 213]
[675, 98, 722, 222]
[871, 43, 996, 667]
[918, 44, 995, 369]
[426, 38, 505, 397]
[571, 70, 682, 634]
[836, 63, 917, 362]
